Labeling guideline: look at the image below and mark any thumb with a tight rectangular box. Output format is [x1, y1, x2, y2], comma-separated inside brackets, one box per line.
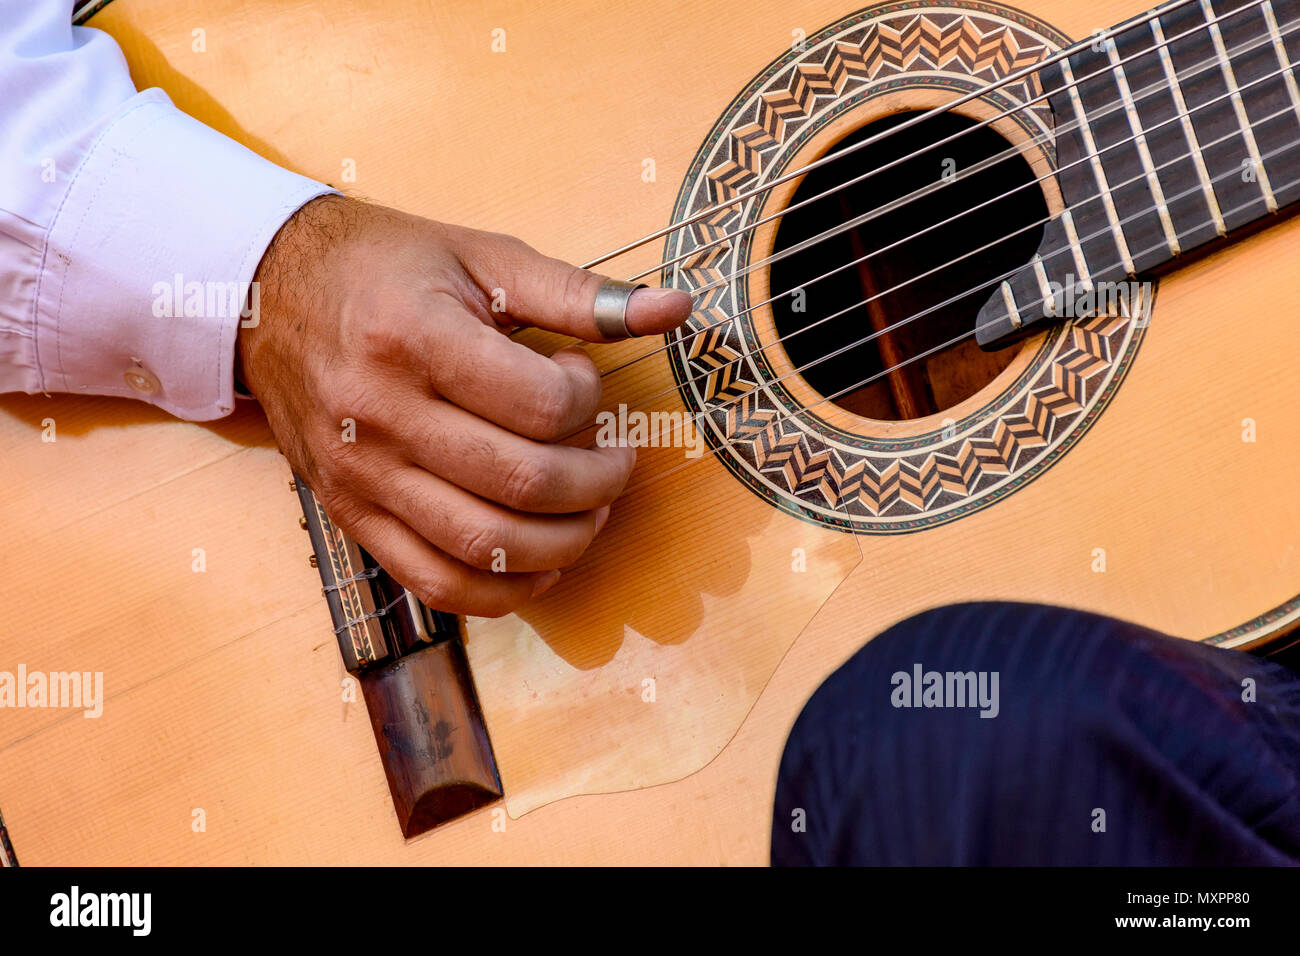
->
[460, 230, 694, 341]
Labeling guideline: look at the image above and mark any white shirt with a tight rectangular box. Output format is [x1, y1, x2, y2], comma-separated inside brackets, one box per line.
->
[0, 0, 334, 420]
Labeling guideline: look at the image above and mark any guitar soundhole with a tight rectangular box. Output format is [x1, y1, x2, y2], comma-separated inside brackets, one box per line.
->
[769, 110, 1048, 421]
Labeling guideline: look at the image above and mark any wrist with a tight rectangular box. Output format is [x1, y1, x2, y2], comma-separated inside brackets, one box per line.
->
[236, 194, 357, 398]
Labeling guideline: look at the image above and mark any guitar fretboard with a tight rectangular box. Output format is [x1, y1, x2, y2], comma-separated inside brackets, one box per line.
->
[978, 0, 1300, 345]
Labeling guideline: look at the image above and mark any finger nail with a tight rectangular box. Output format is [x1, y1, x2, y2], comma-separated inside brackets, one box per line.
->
[629, 286, 694, 310]
[631, 287, 689, 302]
[532, 569, 562, 598]
[626, 287, 695, 334]
[593, 504, 611, 535]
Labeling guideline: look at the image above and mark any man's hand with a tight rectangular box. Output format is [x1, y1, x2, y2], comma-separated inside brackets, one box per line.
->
[237, 195, 692, 617]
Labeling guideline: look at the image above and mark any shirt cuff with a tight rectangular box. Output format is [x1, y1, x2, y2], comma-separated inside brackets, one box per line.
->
[33, 87, 336, 421]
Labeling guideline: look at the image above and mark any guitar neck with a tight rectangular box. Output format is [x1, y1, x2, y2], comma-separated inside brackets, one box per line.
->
[977, 0, 1300, 345]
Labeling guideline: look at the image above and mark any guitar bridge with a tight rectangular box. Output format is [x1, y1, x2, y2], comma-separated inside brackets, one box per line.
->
[295, 477, 502, 837]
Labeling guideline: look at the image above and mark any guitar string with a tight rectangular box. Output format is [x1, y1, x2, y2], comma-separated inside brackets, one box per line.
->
[619, 0, 1285, 288]
[65, 0, 1234, 280]
[586, 88, 1300, 441]
[565, 54, 1300, 444]
[321, 566, 381, 594]
[352, 133, 1279, 623]
[69, 0, 1280, 608]
[634, 119, 1300, 458]
[578, 0, 1212, 269]
[587, 6, 1289, 390]
[506, 1, 1265, 350]
[616, 128, 1300, 496]
[625, 173, 1300, 501]
[643, 15, 1296, 303]
[333, 591, 408, 637]
[97, 4, 1289, 491]
[593, 22, 1300, 392]
[601, 7, 1300, 379]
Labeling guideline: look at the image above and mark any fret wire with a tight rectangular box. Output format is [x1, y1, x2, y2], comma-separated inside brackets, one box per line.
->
[1106, 38, 1182, 254]
[1031, 255, 1056, 315]
[1060, 209, 1094, 291]
[1201, 0, 1279, 212]
[1261, 0, 1300, 121]
[1150, 18, 1230, 234]
[1059, 59, 1137, 273]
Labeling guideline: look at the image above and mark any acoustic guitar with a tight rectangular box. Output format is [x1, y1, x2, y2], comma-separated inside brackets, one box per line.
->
[2, 0, 1299, 864]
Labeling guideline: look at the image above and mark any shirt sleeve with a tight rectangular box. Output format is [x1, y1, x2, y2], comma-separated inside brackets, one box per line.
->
[0, 1, 336, 420]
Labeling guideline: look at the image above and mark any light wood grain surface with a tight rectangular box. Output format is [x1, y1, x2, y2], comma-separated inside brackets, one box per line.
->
[1, 0, 1296, 864]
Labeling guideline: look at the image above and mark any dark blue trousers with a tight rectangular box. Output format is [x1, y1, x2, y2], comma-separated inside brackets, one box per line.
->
[771, 602, 1300, 865]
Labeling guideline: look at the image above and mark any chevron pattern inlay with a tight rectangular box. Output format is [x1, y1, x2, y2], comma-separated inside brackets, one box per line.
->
[665, 3, 1149, 534]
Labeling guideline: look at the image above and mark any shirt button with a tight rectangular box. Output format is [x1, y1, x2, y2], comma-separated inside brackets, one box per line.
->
[124, 364, 160, 395]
